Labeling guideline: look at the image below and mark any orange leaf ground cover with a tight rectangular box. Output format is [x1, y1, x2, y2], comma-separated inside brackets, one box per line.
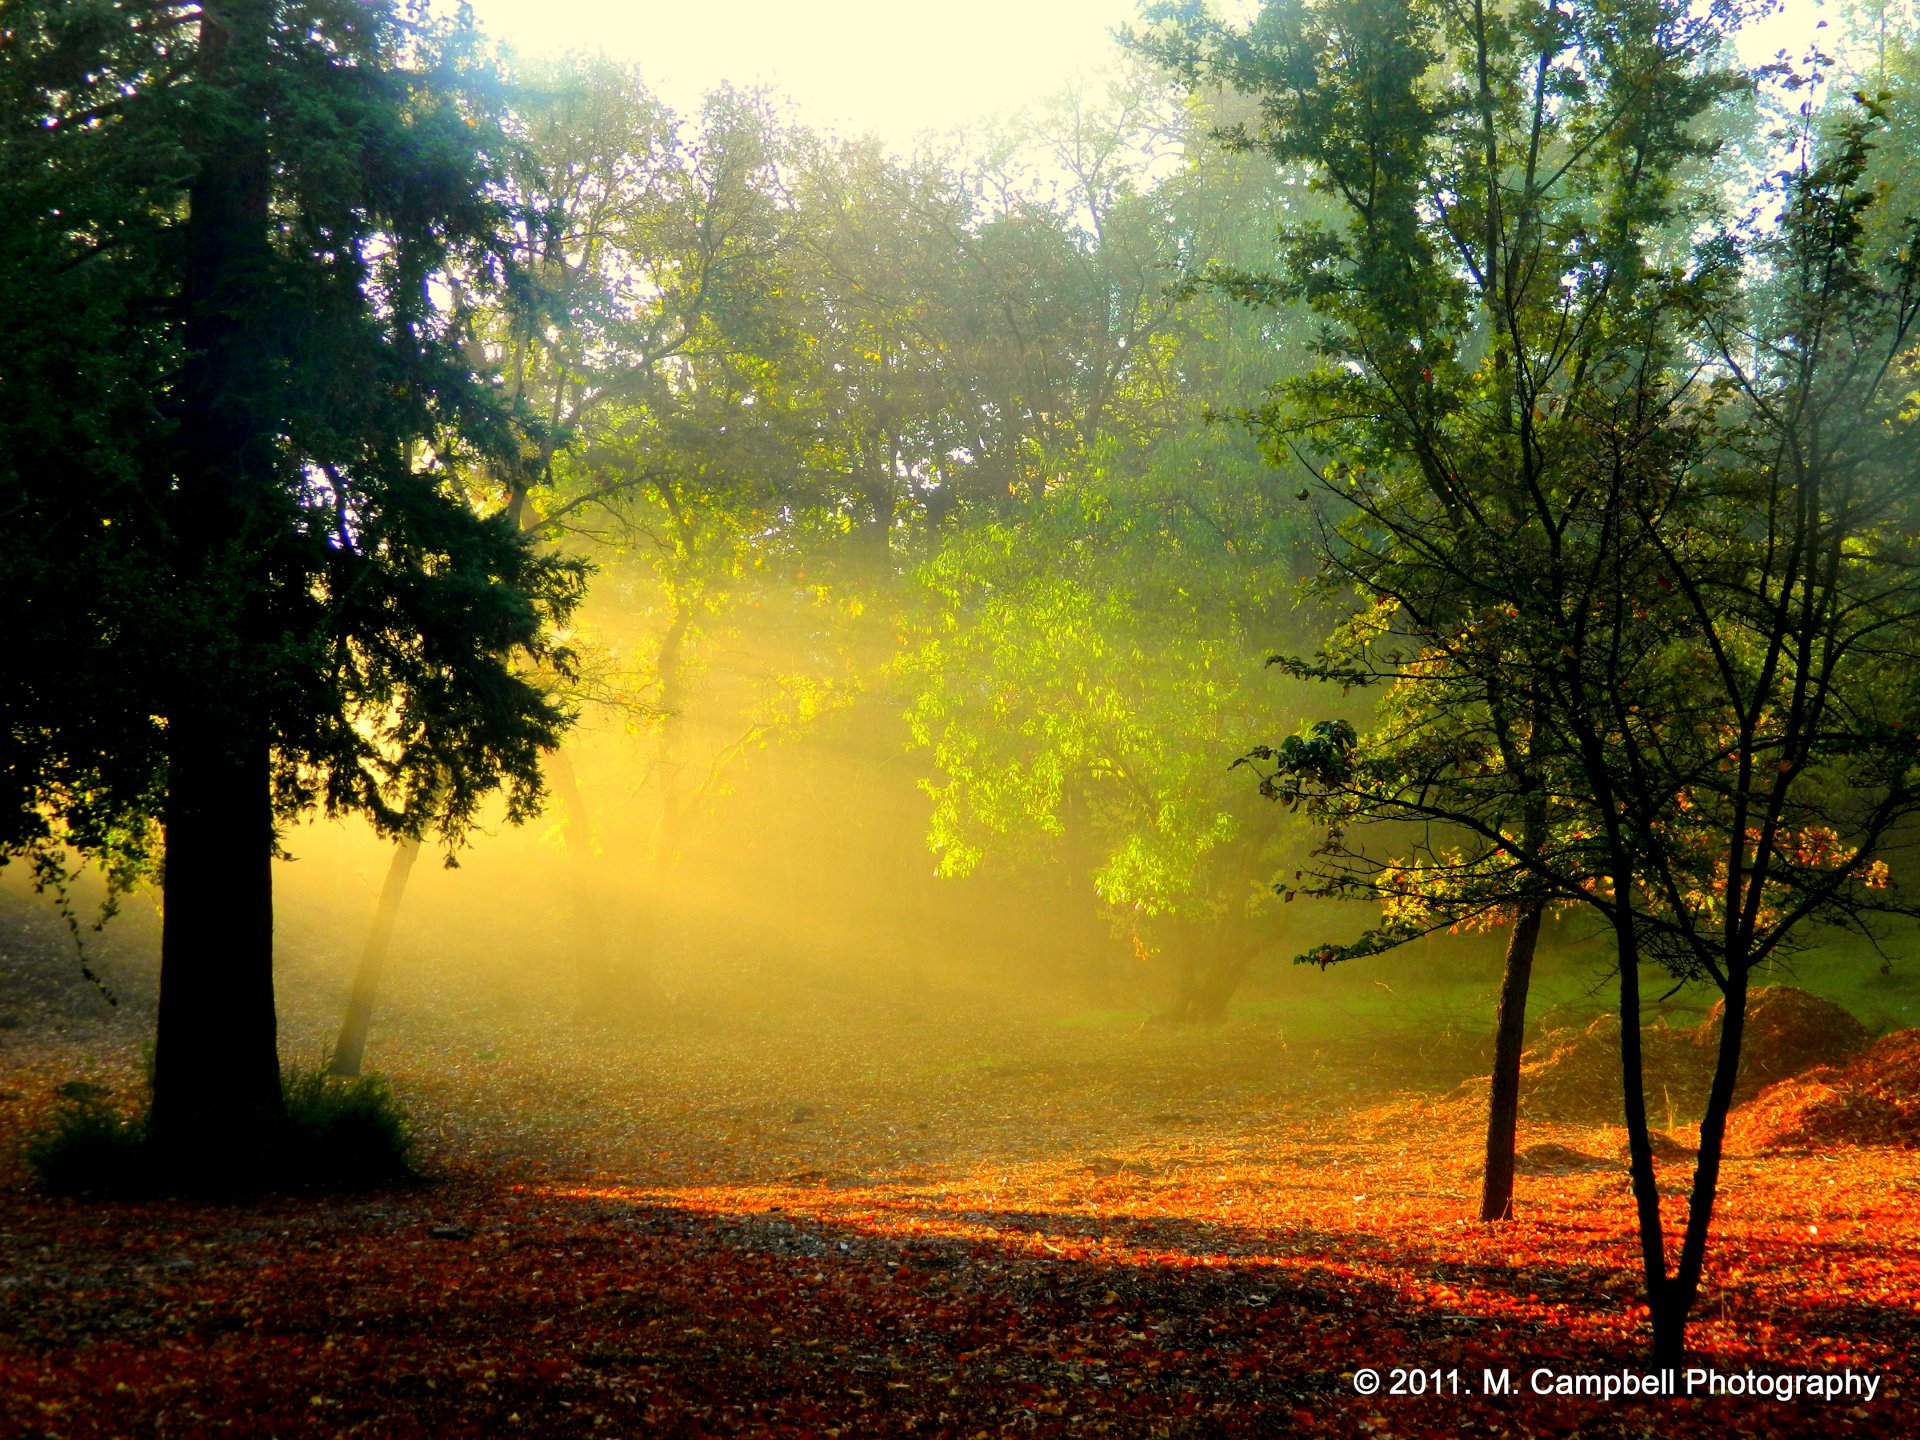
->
[4, 988, 1916, 1439]
[4, 894, 1918, 1440]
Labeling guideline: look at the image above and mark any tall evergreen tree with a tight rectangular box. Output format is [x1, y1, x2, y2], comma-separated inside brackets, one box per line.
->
[1, 0, 584, 1172]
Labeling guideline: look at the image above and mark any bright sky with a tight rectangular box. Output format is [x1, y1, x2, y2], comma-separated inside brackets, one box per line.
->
[466, 0, 1839, 150]
[468, 0, 1150, 145]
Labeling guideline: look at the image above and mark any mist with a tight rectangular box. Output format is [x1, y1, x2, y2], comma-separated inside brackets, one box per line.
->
[7, 0, 1920, 1432]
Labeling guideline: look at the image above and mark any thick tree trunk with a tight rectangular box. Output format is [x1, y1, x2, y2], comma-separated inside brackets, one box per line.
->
[150, 0, 283, 1170]
[1165, 823, 1282, 1024]
[1168, 927, 1260, 1024]
[328, 839, 420, 1078]
[1479, 903, 1543, 1221]
[151, 706, 282, 1162]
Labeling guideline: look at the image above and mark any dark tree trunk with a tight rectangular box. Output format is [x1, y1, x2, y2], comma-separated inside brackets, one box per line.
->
[1614, 915, 1685, 1363]
[1479, 903, 1543, 1221]
[150, 0, 284, 1168]
[861, 479, 893, 562]
[858, 435, 895, 566]
[1663, 968, 1750, 1364]
[328, 838, 420, 1078]
[1617, 936, 1748, 1366]
[151, 707, 282, 1161]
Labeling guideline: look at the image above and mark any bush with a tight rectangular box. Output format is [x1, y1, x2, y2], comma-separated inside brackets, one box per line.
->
[277, 1066, 416, 1188]
[24, 1090, 151, 1196]
[23, 1066, 418, 1196]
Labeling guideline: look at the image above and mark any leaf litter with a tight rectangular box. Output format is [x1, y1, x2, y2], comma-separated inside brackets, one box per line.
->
[1, 936, 1915, 1438]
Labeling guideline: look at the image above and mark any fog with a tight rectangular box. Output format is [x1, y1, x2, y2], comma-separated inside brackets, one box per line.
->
[1, 567, 1585, 1189]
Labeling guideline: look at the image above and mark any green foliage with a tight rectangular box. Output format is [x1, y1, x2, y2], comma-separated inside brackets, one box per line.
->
[1157, 0, 1920, 1355]
[2, 1, 598, 1146]
[908, 448, 1309, 921]
[0, 0, 185, 889]
[24, 1068, 416, 1197]
[0, 0, 589, 888]
[1142, 0, 1750, 967]
[24, 1089, 151, 1197]
[891, 75, 1341, 1014]
[276, 1067, 416, 1187]
[473, 57, 1340, 1011]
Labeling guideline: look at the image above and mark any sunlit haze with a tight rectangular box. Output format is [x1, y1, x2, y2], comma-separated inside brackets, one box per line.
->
[469, 0, 1151, 145]
[467, 0, 1837, 148]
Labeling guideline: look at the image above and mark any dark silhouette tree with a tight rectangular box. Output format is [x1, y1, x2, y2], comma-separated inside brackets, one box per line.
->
[1139, 0, 1740, 1218]
[1, 0, 584, 1175]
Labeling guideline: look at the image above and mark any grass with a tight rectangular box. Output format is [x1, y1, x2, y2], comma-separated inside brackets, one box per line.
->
[1218, 927, 1920, 1051]
[22, 1088, 148, 1196]
[278, 1066, 416, 1186]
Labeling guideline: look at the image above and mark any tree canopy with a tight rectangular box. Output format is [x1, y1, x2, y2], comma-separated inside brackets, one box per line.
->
[2, 0, 585, 1162]
[1150, 0, 1920, 1360]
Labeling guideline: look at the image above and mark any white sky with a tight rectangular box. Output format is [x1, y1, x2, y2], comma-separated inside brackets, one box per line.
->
[466, 0, 1839, 150]
[468, 0, 1150, 144]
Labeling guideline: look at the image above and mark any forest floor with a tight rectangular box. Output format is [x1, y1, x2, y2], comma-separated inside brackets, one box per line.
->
[1, 898, 1916, 1438]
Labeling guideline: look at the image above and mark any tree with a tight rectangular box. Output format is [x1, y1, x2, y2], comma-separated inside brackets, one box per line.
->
[2, 0, 584, 1172]
[493, 71, 859, 1010]
[1156, 0, 1920, 1360]
[1140, 0, 1739, 1217]
[908, 447, 1313, 1019]
[903, 78, 1323, 1020]
[1, 0, 186, 921]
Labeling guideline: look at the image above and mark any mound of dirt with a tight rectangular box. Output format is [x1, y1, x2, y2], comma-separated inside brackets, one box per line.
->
[1700, 986, 1871, 1100]
[1514, 987, 1868, 1126]
[1513, 1142, 1614, 1175]
[1516, 1012, 1706, 1124]
[1727, 1029, 1920, 1151]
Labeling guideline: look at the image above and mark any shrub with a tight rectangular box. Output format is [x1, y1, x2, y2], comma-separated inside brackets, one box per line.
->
[25, 1091, 151, 1196]
[276, 1066, 416, 1189]
[23, 1066, 418, 1196]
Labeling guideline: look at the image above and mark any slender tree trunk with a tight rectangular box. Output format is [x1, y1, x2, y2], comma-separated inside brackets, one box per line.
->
[1668, 968, 1750, 1357]
[328, 839, 420, 1078]
[859, 434, 895, 566]
[547, 748, 617, 1015]
[863, 478, 893, 560]
[616, 600, 693, 1009]
[1614, 917, 1685, 1363]
[150, 0, 283, 1168]
[1479, 902, 1543, 1221]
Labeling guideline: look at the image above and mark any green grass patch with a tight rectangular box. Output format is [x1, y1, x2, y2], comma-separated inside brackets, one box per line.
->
[278, 1067, 416, 1187]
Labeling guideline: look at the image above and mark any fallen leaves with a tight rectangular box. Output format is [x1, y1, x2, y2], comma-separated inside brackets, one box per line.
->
[2, 932, 1916, 1438]
[3, 1032, 1917, 1436]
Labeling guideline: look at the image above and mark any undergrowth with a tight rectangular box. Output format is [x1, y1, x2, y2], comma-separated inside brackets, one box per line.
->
[24, 1066, 416, 1197]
